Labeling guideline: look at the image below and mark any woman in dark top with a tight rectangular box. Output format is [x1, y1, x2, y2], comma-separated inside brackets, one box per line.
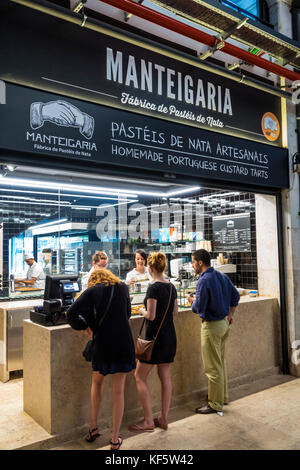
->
[67, 269, 136, 450]
[129, 252, 178, 433]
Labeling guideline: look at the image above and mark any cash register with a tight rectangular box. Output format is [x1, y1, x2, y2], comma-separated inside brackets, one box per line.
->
[30, 274, 80, 326]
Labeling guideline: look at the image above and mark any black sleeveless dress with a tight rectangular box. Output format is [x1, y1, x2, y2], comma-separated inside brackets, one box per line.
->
[140, 282, 177, 365]
[67, 282, 136, 376]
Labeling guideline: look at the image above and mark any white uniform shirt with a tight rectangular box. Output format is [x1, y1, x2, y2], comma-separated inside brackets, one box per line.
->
[81, 266, 94, 292]
[27, 261, 46, 289]
[125, 267, 151, 284]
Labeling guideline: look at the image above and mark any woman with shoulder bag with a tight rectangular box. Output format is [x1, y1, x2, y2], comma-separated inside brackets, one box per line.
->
[129, 252, 178, 433]
[67, 269, 136, 450]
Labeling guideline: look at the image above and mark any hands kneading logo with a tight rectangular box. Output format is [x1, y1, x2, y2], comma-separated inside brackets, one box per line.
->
[27, 99, 97, 157]
[261, 112, 280, 142]
[30, 100, 94, 139]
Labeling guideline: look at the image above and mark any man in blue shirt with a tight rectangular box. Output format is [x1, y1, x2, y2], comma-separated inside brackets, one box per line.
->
[187, 249, 240, 414]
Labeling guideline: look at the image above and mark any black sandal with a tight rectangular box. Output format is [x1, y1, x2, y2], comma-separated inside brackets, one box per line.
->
[85, 427, 101, 443]
[110, 436, 123, 450]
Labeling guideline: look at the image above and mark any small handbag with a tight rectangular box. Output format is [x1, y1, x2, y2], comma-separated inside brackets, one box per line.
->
[82, 285, 115, 362]
[135, 284, 172, 362]
[82, 338, 94, 362]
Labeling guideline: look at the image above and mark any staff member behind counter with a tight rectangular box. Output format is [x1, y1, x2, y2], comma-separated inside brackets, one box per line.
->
[14, 254, 46, 289]
[125, 250, 152, 286]
[81, 251, 109, 291]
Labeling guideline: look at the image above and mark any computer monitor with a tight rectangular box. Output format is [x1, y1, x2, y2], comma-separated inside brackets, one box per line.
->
[44, 274, 80, 301]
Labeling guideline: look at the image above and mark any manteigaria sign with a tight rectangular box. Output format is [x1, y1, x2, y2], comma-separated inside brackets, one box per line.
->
[0, 83, 289, 189]
[0, 1, 283, 146]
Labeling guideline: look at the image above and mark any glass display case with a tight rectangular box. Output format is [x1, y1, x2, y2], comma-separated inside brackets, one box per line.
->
[2, 177, 258, 303]
[129, 280, 198, 317]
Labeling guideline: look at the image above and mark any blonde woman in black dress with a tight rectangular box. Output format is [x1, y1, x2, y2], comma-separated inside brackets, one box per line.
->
[67, 269, 136, 450]
[129, 252, 178, 432]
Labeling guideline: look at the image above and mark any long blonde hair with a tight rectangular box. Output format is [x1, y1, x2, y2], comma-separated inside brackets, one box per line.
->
[88, 268, 121, 288]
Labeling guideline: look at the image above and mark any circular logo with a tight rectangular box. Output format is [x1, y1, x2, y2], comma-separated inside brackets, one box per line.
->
[261, 112, 280, 142]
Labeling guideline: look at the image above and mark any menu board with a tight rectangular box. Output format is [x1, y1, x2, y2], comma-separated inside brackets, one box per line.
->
[212, 213, 251, 252]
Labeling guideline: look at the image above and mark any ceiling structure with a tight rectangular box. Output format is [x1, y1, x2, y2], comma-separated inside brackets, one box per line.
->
[150, 0, 300, 71]
[11, 0, 300, 88]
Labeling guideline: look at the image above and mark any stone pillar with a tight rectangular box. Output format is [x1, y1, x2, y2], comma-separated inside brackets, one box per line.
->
[282, 120, 300, 376]
[271, 0, 300, 376]
[255, 194, 280, 298]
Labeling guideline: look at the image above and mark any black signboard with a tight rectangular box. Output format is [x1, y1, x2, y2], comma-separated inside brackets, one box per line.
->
[213, 213, 251, 252]
[0, 84, 289, 189]
[0, 1, 282, 145]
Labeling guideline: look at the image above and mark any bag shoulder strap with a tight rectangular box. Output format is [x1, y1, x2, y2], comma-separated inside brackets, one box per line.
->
[93, 284, 115, 337]
[138, 283, 173, 339]
[153, 283, 173, 340]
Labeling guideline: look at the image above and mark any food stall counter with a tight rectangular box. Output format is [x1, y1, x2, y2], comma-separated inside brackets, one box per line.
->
[22, 294, 281, 435]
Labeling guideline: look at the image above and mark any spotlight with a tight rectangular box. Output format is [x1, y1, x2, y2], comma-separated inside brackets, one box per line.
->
[0, 164, 17, 176]
[6, 164, 17, 172]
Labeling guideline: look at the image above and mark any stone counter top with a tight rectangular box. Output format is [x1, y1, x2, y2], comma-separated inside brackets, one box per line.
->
[23, 295, 277, 332]
[0, 293, 270, 313]
[238, 295, 272, 303]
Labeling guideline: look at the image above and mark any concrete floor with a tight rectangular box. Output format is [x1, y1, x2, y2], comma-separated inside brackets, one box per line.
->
[0, 373, 299, 450]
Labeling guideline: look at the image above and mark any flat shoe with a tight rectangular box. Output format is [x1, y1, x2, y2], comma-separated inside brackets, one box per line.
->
[129, 422, 155, 432]
[195, 404, 219, 414]
[110, 436, 123, 450]
[154, 417, 168, 430]
[85, 427, 101, 442]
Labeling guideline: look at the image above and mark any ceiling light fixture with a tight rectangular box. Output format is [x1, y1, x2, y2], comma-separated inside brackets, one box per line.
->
[28, 218, 68, 231]
[0, 164, 17, 176]
[166, 186, 201, 197]
[0, 177, 138, 198]
[0, 176, 200, 199]
[122, 186, 201, 198]
[0, 187, 131, 202]
[201, 192, 240, 199]
[95, 200, 138, 210]
[6, 164, 17, 172]
[0, 199, 72, 208]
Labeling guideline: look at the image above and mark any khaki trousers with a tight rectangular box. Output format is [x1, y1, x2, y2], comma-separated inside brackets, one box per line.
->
[201, 318, 230, 411]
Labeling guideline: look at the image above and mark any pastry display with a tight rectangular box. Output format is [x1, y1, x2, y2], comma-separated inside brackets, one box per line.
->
[178, 298, 191, 308]
[131, 305, 144, 316]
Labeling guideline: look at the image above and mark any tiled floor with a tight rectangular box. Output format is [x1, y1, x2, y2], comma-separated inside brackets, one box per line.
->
[0, 373, 299, 450]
